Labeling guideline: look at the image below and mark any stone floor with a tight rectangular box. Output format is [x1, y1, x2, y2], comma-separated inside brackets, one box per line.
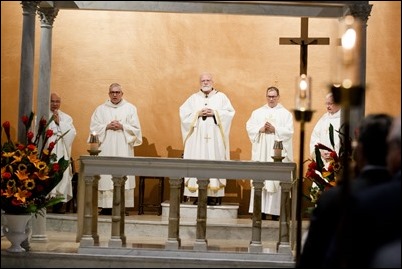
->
[1, 210, 306, 268]
[1, 211, 300, 253]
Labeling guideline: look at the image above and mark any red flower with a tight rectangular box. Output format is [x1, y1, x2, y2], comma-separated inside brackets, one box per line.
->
[2, 121, 11, 141]
[48, 141, 55, 151]
[52, 163, 60, 172]
[27, 131, 34, 142]
[45, 129, 53, 138]
[27, 144, 36, 151]
[17, 144, 25, 150]
[308, 161, 317, 170]
[21, 115, 29, 126]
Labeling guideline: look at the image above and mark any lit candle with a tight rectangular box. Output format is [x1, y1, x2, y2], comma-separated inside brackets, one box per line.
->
[89, 132, 99, 151]
[295, 74, 311, 111]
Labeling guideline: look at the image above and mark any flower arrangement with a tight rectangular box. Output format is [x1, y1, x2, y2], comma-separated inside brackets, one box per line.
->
[304, 124, 352, 204]
[1, 112, 69, 215]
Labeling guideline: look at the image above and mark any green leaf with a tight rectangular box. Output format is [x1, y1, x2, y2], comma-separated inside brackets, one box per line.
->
[329, 124, 335, 149]
[314, 146, 325, 172]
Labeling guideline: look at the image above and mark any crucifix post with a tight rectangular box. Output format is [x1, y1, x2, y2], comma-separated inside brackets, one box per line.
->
[280, 17, 330, 265]
[279, 17, 330, 75]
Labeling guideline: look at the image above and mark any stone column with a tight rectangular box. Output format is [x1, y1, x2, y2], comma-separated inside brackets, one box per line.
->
[30, 6, 59, 242]
[165, 178, 183, 250]
[278, 182, 292, 255]
[194, 178, 209, 251]
[18, 1, 39, 143]
[249, 180, 264, 253]
[109, 176, 126, 247]
[36, 6, 59, 133]
[347, 2, 373, 137]
[80, 175, 99, 247]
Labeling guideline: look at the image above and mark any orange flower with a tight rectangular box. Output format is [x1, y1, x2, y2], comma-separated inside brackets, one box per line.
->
[1, 112, 70, 215]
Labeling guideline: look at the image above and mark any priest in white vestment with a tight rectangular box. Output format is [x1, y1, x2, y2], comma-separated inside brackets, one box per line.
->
[247, 86, 294, 218]
[89, 83, 143, 215]
[180, 72, 235, 205]
[310, 93, 342, 165]
[48, 93, 77, 212]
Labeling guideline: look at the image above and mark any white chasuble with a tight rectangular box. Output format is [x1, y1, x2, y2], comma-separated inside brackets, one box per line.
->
[246, 104, 294, 215]
[309, 109, 341, 163]
[48, 110, 77, 202]
[89, 99, 142, 208]
[180, 89, 235, 197]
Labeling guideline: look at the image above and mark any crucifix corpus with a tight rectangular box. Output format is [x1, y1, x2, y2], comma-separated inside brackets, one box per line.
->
[279, 17, 330, 75]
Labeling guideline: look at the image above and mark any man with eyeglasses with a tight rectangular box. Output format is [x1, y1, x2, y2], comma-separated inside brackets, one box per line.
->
[89, 83, 143, 215]
[246, 86, 294, 220]
[309, 93, 341, 166]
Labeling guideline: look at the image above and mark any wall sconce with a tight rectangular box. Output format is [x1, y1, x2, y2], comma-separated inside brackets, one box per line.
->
[272, 140, 284, 162]
[88, 132, 101, 156]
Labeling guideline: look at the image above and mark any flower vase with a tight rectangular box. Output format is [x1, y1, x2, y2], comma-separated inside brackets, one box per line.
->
[3, 213, 32, 252]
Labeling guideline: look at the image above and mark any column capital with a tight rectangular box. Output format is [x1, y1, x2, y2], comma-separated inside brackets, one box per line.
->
[347, 2, 373, 25]
[20, 1, 40, 14]
[37, 6, 59, 27]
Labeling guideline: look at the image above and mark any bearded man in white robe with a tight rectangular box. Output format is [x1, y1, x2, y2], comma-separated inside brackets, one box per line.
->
[180, 72, 235, 205]
[47, 93, 77, 213]
[310, 93, 342, 165]
[247, 86, 294, 219]
[89, 83, 143, 215]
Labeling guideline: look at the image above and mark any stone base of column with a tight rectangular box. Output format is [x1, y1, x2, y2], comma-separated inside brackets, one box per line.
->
[277, 242, 292, 254]
[193, 239, 208, 251]
[165, 238, 180, 250]
[79, 235, 95, 247]
[108, 237, 123, 248]
[248, 242, 263, 253]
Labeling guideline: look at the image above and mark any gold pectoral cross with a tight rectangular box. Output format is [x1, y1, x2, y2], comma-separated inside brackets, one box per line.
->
[204, 134, 212, 141]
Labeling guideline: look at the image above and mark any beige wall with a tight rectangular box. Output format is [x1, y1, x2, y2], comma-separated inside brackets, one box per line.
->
[1, 2, 400, 213]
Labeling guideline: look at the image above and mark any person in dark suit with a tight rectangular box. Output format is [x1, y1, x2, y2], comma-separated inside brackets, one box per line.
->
[297, 113, 394, 268]
[332, 115, 401, 268]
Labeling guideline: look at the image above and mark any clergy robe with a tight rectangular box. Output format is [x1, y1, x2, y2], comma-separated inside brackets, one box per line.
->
[246, 103, 294, 215]
[89, 99, 142, 208]
[309, 109, 341, 163]
[180, 89, 235, 197]
[48, 110, 77, 202]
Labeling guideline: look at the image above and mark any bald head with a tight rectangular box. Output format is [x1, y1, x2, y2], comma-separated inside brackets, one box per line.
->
[50, 92, 61, 112]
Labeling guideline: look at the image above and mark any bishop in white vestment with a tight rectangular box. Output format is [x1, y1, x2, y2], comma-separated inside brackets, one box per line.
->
[180, 73, 235, 203]
[247, 86, 294, 217]
[89, 83, 143, 211]
[48, 93, 77, 204]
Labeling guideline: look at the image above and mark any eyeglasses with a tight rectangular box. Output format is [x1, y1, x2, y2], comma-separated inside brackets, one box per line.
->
[266, 95, 278, 99]
[109, 91, 122, 95]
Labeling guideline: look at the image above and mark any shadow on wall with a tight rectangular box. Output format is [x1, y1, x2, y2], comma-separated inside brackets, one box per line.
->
[135, 137, 160, 157]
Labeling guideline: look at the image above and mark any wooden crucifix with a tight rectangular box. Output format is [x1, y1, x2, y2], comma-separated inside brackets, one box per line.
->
[279, 17, 330, 75]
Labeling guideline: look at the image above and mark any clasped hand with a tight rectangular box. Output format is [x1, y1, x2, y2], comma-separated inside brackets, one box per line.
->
[260, 122, 275, 134]
[107, 120, 122, 131]
[199, 108, 214, 117]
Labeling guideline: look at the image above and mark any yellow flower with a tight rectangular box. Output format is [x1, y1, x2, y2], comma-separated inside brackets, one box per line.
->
[15, 170, 30, 181]
[14, 187, 30, 203]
